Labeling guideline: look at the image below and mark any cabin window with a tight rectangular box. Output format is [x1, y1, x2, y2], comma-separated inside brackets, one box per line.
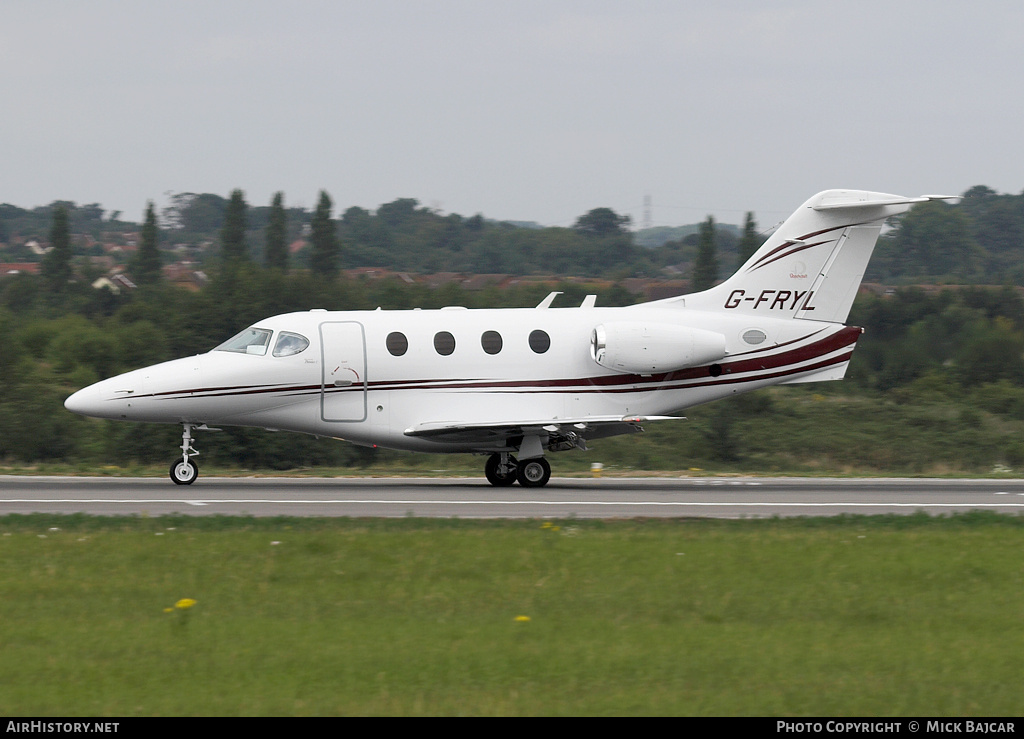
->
[272, 331, 309, 357]
[433, 331, 456, 356]
[214, 327, 273, 356]
[481, 330, 503, 355]
[529, 329, 551, 354]
[386, 331, 409, 356]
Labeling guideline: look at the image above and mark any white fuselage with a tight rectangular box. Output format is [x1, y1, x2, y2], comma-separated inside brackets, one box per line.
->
[65, 302, 859, 454]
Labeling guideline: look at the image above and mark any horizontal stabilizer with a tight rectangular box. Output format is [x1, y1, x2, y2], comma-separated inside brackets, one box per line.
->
[812, 193, 960, 211]
[812, 196, 927, 211]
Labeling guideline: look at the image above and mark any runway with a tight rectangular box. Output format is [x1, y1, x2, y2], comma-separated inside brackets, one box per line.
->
[3, 475, 1024, 518]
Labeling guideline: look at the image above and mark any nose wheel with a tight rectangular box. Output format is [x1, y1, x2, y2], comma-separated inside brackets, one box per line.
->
[170, 423, 200, 485]
[170, 458, 199, 485]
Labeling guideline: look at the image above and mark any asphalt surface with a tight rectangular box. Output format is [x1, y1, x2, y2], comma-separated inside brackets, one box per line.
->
[3, 475, 1024, 518]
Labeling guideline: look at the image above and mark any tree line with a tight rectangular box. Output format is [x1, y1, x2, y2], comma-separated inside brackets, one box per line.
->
[2, 188, 725, 282]
[5, 184, 1024, 286]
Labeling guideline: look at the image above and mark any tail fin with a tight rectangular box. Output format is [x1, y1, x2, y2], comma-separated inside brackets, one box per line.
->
[681, 190, 957, 323]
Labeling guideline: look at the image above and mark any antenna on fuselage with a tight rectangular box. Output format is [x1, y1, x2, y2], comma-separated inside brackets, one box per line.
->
[536, 292, 562, 309]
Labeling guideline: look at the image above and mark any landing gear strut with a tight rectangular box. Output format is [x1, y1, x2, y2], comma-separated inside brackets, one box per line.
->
[170, 423, 199, 485]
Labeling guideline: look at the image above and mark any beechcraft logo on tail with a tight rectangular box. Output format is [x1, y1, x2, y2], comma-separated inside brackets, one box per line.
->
[724, 289, 816, 311]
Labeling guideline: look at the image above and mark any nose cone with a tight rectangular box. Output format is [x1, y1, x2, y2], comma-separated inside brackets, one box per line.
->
[64, 378, 135, 420]
[64, 368, 147, 420]
[65, 356, 207, 423]
[64, 385, 100, 417]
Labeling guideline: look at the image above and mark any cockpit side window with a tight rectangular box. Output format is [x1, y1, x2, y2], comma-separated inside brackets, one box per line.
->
[273, 331, 310, 357]
[214, 328, 273, 356]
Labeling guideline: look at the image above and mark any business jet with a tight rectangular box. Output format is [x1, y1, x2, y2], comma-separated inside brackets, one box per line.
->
[64, 189, 956, 486]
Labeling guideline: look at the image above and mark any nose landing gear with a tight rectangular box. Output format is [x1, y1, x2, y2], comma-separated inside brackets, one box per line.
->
[170, 423, 200, 485]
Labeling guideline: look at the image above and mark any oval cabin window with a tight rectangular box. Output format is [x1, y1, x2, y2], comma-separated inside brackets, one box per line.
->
[386, 332, 409, 356]
[481, 330, 503, 355]
[529, 329, 551, 354]
[433, 331, 456, 356]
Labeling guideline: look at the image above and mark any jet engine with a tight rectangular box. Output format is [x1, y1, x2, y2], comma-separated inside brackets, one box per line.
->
[590, 321, 727, 374]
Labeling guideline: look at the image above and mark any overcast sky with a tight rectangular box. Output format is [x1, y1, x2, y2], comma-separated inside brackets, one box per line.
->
[3, 1, 1021, 229]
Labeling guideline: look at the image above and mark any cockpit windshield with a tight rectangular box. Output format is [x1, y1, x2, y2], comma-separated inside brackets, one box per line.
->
[273, 331, 309, 357]
[214, 328, 310, 357]
[214, 328, 273, 356]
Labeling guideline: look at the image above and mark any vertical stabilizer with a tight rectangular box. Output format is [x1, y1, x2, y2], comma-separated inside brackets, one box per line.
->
[679, 190, 957, 324]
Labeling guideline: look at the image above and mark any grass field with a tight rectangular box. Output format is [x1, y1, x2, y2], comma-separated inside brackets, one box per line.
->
[1, 513, 1023, 716]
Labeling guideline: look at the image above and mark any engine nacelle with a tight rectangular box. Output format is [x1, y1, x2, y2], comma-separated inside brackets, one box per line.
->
[591, 321, 727, 374]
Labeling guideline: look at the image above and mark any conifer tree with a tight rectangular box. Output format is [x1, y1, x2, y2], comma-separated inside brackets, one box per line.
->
[130, 201, 162, 285]
[691, 215, 719, 292]
[264, 192, 288, 271]
[310, 190, 339, 277]
[736, 212, 760, 269]
[221, 189, 248, 264]
[42, 204, 72, 293]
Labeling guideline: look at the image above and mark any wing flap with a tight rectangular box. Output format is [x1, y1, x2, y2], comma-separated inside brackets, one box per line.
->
[404, 414, 684, 446]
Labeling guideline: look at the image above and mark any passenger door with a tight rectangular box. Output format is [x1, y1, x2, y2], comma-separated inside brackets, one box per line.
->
[319, 321, 367, 422]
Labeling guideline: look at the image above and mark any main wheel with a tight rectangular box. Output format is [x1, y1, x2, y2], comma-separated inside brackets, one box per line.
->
[170, 459, 199, 485]
[484, 454, 518, 486]
[516, 458, 551, 488]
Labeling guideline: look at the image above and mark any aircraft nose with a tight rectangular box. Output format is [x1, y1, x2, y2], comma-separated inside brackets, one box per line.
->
[64, 385, 101, 417]
[64, 375, 138, 419]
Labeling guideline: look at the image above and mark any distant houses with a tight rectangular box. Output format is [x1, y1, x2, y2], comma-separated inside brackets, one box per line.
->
[0, 262, 40, 277]
[90, 274, 137, 293]
[0, 256, 696, 301]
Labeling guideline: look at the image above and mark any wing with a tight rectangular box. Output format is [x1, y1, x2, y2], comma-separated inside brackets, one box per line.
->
[403, 415, 685, 450]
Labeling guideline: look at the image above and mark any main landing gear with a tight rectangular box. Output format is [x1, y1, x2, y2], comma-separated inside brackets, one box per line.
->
[170, 423, 200, 485]
[484, 453, 551, 488]
[517, 458, 551, 487]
